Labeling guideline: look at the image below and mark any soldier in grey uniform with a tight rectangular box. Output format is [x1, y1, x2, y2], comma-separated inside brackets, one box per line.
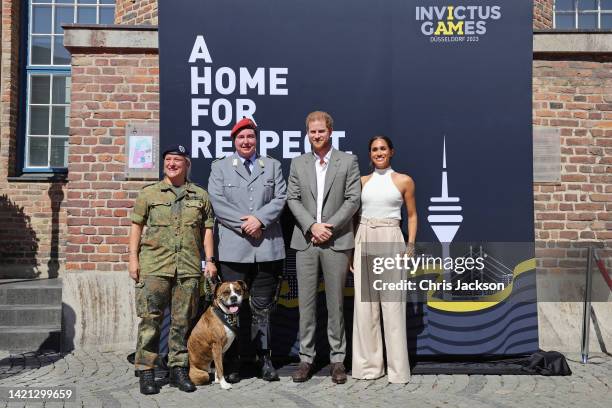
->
[208, 117, 286, 382]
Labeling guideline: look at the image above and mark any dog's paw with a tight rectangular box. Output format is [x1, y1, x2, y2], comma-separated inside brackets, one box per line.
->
[220, 379, 232, 390]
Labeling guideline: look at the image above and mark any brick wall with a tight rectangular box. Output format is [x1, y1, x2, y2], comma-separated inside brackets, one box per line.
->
[115, 0, 158, 25]
[534, 0, 554, 30]
[0, 0, 67, 279]
[1, 0, 20, 178]
[533, 56, 612, 270]
[65, 52, 159, 272]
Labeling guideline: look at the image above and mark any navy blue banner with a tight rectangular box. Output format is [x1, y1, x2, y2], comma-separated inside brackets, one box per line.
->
[159, 0, 537, 356]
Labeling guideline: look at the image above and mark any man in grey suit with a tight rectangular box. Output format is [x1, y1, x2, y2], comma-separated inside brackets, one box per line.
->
[208, 117, 286, 382]
[287, 111, 361, 384]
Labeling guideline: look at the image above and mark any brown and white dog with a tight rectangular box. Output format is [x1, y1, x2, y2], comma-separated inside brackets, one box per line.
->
[187, 280, 247, 390]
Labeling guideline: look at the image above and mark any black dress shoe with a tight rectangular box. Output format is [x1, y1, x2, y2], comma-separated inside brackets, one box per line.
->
[139, 369, 160, 395]
[169, 367, 196, 392]
[225, 370, 241, 384]
[259, 354, 279, 381]
[223, 357, 241, 383]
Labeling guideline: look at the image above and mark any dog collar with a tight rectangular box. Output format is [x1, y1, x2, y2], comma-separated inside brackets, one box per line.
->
[213, 306, 239, 334]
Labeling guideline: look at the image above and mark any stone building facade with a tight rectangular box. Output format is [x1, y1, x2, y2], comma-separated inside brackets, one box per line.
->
[0, 1, 610, 351]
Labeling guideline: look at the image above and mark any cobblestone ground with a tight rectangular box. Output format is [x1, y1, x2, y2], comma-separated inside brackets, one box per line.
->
[0, 350, 610, 408]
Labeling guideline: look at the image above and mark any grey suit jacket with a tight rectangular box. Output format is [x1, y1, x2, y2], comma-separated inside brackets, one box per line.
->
[208, 153, 286, 263]
[287, 149, 361, 251]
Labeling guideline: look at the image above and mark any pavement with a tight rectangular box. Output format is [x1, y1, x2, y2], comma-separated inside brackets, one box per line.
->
[0, 349, 610, 408]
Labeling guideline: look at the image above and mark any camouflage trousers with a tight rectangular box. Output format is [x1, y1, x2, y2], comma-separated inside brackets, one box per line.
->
[134, 275, 199, 370]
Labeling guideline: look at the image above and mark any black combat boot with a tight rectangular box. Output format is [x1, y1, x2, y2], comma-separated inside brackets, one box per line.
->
[259, 350, 279, 381]
[169, 366, 196, 392]
[139, 369, 160, 395]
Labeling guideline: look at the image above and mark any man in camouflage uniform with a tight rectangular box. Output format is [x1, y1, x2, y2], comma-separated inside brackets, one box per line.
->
[129, 144, 216, 395]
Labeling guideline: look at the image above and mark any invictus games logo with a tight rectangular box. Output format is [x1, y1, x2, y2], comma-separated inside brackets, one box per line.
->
[416, 5, 502, 43]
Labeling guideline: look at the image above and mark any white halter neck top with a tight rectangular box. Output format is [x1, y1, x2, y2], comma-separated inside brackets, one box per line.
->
[360, 167, 403, 220]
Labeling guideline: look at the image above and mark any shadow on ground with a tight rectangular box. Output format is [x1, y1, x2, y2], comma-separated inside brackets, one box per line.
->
[0, 351, 65, 381]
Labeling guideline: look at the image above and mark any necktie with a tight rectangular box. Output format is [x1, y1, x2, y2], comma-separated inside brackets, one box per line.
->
[244, 159, 252, 176]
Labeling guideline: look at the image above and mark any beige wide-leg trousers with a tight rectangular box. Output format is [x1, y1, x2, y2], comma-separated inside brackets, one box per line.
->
[352, 218, 410, 383]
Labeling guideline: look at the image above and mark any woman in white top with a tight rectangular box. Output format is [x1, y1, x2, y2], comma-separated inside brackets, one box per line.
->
[351, 136, 417, 384]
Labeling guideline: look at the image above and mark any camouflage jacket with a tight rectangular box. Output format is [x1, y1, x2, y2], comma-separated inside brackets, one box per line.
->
[131, 180, 214, 278]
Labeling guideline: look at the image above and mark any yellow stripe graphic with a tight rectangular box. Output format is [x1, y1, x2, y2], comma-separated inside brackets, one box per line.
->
[427, 258, 536, 312]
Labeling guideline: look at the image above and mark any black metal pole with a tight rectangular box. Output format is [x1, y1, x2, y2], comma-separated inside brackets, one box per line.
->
[580, 246, 593, 364]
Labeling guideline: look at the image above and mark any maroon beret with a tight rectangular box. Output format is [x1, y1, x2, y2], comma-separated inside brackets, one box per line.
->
[231, 117, 257, 139]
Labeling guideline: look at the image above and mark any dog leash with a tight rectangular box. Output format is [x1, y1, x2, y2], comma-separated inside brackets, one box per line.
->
[201, 274, 221, 301]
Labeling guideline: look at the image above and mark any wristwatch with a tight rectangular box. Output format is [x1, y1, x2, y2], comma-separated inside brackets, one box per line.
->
[205, 256, 217, 263]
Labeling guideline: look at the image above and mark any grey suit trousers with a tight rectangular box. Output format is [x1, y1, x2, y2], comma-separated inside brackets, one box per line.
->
[296, 245, 350, 364]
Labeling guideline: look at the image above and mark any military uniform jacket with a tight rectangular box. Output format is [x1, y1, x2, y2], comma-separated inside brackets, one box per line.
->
[208, 153, 286, 263]
[131, 180, 214, 278]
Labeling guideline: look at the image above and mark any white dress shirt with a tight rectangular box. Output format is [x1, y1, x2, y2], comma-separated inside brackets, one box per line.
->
[314, 148, 332, 223]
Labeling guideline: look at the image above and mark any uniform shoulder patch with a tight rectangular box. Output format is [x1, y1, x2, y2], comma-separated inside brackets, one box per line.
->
[142, 181, 159, 190]
[265, 155, 278, 162]
[189, 182, 206, 191]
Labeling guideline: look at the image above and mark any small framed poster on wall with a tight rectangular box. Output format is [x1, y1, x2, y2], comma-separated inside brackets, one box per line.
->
[126, 123, 159, 179]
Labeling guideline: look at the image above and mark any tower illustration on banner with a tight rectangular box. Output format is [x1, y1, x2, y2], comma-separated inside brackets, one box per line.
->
[428, 137, 463, 292]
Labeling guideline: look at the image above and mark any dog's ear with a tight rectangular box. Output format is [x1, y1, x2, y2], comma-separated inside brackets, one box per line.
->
[237, 280, 249, 298]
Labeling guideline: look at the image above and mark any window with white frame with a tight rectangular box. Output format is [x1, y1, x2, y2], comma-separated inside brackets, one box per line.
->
[554, 0, 612, 29]
[25, 0, 115, 171]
